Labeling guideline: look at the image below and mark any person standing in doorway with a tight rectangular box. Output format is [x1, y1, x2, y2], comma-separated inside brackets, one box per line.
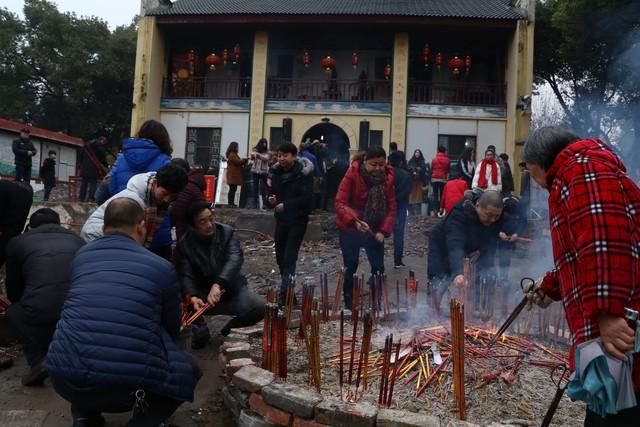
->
[12, 128, 36, 183]
[407, 149, 429, 215]
[39, 150, 57, 201]
[226, 142, 247, 208]
[250, 138, 271, 209]
[431, 146, 450, 215]
[267, 143, 314, 305]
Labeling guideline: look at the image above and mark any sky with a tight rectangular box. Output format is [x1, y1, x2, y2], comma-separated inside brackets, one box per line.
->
[1, 0, 140, 29]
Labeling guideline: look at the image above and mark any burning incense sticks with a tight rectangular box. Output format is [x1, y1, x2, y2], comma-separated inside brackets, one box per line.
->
[183, 302, 211, 327]
[277, 311, 288, 379]
[381, 275, 391, 321]
[355, 310, 373, 396]
[262, 303, 280, 372]
[450, 299, 466, 421]
[305, 309, 321, 391]
[331, 267, 345, 318]
[408, 271, 417, 309]
[298, 284, 314, 340]
[321, 272, 330, 322]
[284, 276, 296, 328]
[339, 310, 344, 399]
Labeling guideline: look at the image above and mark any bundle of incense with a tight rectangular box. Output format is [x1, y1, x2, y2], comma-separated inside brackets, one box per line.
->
[450, 299, 466, 420]
[408, 271, 417, 309]
[331, 268, 345, 318]
[285, 276, 296, 328]
[339, 310, 344, 399]
[277, 311, 287, 379]
[386, 340, 402, 406]
[347, 299, 360, 386]
[382, 275, 390, 321]
[183, 302, 211, 327]
[266, 287, 278, 304]
[352, 275, 364, 321]
[378, 334, 393, 405]
[298, 284, 314, 340]
[321, 272, 329, 322]
[355, 310, 373, 396]
[270, 305, 280, 373]
[261, 303, 277, 370]
[305, 310, 321, 391]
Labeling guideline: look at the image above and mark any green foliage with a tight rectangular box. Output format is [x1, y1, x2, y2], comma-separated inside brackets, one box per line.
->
[0, 0, 137, 141]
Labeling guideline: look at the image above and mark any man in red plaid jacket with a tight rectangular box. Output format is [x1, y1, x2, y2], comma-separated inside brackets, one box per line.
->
[524, 126, 640, 425]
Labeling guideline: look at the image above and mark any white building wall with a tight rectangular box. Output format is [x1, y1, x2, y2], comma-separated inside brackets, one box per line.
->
[160, 111, 250, 158]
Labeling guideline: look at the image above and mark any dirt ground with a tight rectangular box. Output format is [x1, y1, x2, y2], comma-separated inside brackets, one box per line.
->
[0, 211, 585, 426]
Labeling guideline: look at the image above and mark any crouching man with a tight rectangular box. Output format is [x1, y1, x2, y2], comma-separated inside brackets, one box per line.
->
[176, 201, 265, 348]
[47, 198, 201, 427]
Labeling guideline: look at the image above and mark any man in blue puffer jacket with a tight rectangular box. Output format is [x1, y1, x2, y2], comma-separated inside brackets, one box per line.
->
[47, 198, 201, 427]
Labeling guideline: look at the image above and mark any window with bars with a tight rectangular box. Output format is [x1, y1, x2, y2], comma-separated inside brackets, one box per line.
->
[186, 127, 222, 176]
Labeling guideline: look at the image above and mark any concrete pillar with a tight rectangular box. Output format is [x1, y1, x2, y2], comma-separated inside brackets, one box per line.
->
[248, 31, 269, 155]
[390, 33, 410, 151]
[130, 16, 164, 135]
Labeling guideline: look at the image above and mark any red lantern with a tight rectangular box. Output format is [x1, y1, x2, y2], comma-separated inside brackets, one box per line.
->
[423, 44, 430, 68]
[465, 55, 472, 73]
[384, 63, 392, 80]
[435, 52, 443, 71]
[303, 50, 311, 67]
[222, 49, 229, 65]
[448, 56, 464, 75]
[205, 53, 220, 70]
[320, 55, 337, 74]
[233, 43, 241, 64]
[351, 52, 358, 70]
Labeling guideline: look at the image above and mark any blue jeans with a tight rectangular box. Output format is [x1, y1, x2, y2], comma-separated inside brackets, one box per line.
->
[15, 164, 31, 182]
[339, 230, 385, 309]
[252, 173, 268, 208]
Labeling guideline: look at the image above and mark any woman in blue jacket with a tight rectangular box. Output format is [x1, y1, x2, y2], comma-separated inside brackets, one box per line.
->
[109, 120, 173, 259]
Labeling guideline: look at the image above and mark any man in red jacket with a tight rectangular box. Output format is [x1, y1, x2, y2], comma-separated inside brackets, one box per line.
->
[430, 146, 450, 214]
[335, 146, 397, 310]
[524, 126, 640, 425]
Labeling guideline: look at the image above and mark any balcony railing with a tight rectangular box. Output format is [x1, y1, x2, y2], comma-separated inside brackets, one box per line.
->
[163, 77, 251, 99]
[266, 78, 392, 103]
[409, 82, 506, 107]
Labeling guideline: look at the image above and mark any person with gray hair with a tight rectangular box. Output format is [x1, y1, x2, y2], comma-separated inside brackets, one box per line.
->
[427, 190, 507, 314]
[523, 126, 640, 424]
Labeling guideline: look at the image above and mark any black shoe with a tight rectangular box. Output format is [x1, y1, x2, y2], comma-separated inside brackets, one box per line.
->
[71, 415, 104, 427]
[394, 262, 406, 269]
[22, 361, 48, 386]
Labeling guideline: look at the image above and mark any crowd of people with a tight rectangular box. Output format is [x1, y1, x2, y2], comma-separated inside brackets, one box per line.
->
[1, 123, 639, 425]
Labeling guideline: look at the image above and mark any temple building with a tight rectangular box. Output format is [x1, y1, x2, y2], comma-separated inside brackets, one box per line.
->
[132, 0, 534, 183]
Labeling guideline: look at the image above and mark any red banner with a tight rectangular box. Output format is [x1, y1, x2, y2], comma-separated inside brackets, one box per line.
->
[204, 175, 216, 203]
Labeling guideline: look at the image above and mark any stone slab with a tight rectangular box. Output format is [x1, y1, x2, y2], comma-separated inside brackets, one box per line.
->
[238, 410, 279, 427]
[230, 324, 264, 338]
[293, 417, 330, 427]
[228, 358, 256, 375]
[232, 365, 275, 393]
[376, 409, 440, 427]
[262, 382, 323, 418]
[222, 386, 243, 419]
[445, 421, 481, 427]
[249, 393, 292, 426]
[223, 343, 252, 360]
[0, 410, 49, 427]
[314, 398, 377, 427]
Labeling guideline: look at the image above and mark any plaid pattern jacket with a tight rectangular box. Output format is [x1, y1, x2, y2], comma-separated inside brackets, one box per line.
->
[539, 139, 640, 389]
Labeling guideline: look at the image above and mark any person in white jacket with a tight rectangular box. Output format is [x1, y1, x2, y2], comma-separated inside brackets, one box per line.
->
[81, 164, 187, 247]
[472, 149, 502, 192]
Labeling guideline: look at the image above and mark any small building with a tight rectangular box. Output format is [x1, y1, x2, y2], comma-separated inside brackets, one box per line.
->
[132, 0, 534, 187]
[0, 118, 83, 182]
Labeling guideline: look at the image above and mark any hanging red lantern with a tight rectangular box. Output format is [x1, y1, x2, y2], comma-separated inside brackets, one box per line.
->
[233, 43, 241, 64]
[222, 49, 229, 65]
[423, 44, 430, 68]
[465, 55, 472, 73]
[320, 55, 337, 74]
[435, 52, 443, 71]
[351, 52, 358, 70]
[303, 50, 311, 67]
[205, 53, 220, 70]
[448, 56, 465, 75]
[384, 63, 392, 80]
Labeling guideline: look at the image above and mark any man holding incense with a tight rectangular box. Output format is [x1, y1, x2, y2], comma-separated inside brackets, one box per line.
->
[176, 201, 265, 348]
[47, 198, 201, 427]
[524, 126, 640, 425]
[5, 208, 84, 386]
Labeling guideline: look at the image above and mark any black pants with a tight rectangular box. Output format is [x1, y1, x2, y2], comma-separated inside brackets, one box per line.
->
[275, 220, 308, 299]
[339, 230, 384, 310]
[228, 184, 238, 206]
[584, 393, 640, 426]
[6, 303, 56, 367]
[252, 174, 268, 209]
[80, 178, 97, 202]
[15, 164, 31, 183]
[51, 377, 182, 427]
[393, 203, 408, 265]
[432, 181, 445, 211]
[44, 185, 54, 201]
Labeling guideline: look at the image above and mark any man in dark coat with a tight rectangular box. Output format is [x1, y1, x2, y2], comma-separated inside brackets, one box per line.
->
[169, 160, 206, 241]
[267, 142, 314, 305]
[12, 128, 37, 183]
[79, 136, 108, 202]
[427, 191, 504, 312]
[47, 198, 201, 427]
[5, 208, 84, 386]
[176, 201, 265, 348]
[39, 150, 57, 201]
[0, 180, 33, 268]
[389, 151, 411, 268]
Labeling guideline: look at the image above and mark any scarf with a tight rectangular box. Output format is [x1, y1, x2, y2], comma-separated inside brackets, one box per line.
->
[144, 178, 166, 248]
[359, 164, 387, 230]
[478, 158, 498, 189]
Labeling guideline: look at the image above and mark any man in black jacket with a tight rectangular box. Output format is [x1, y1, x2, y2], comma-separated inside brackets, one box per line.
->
[389, 151, 411, 268]
[427, 190, 505, 313]
[176, 201, 265, 348]
[79, 136, 108, 202]
[12, 128, 37, 183]
[5, 208, 85, 385]
[39, 150, 57, 201]
[0, 180, 33, 268]
[267, 142, 314, 305]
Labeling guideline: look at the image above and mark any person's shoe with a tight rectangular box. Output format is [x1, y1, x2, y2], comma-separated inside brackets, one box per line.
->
[394, 262, 406, 269]
[21, 361, 48, 386]
[71, 415, 105, 427]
